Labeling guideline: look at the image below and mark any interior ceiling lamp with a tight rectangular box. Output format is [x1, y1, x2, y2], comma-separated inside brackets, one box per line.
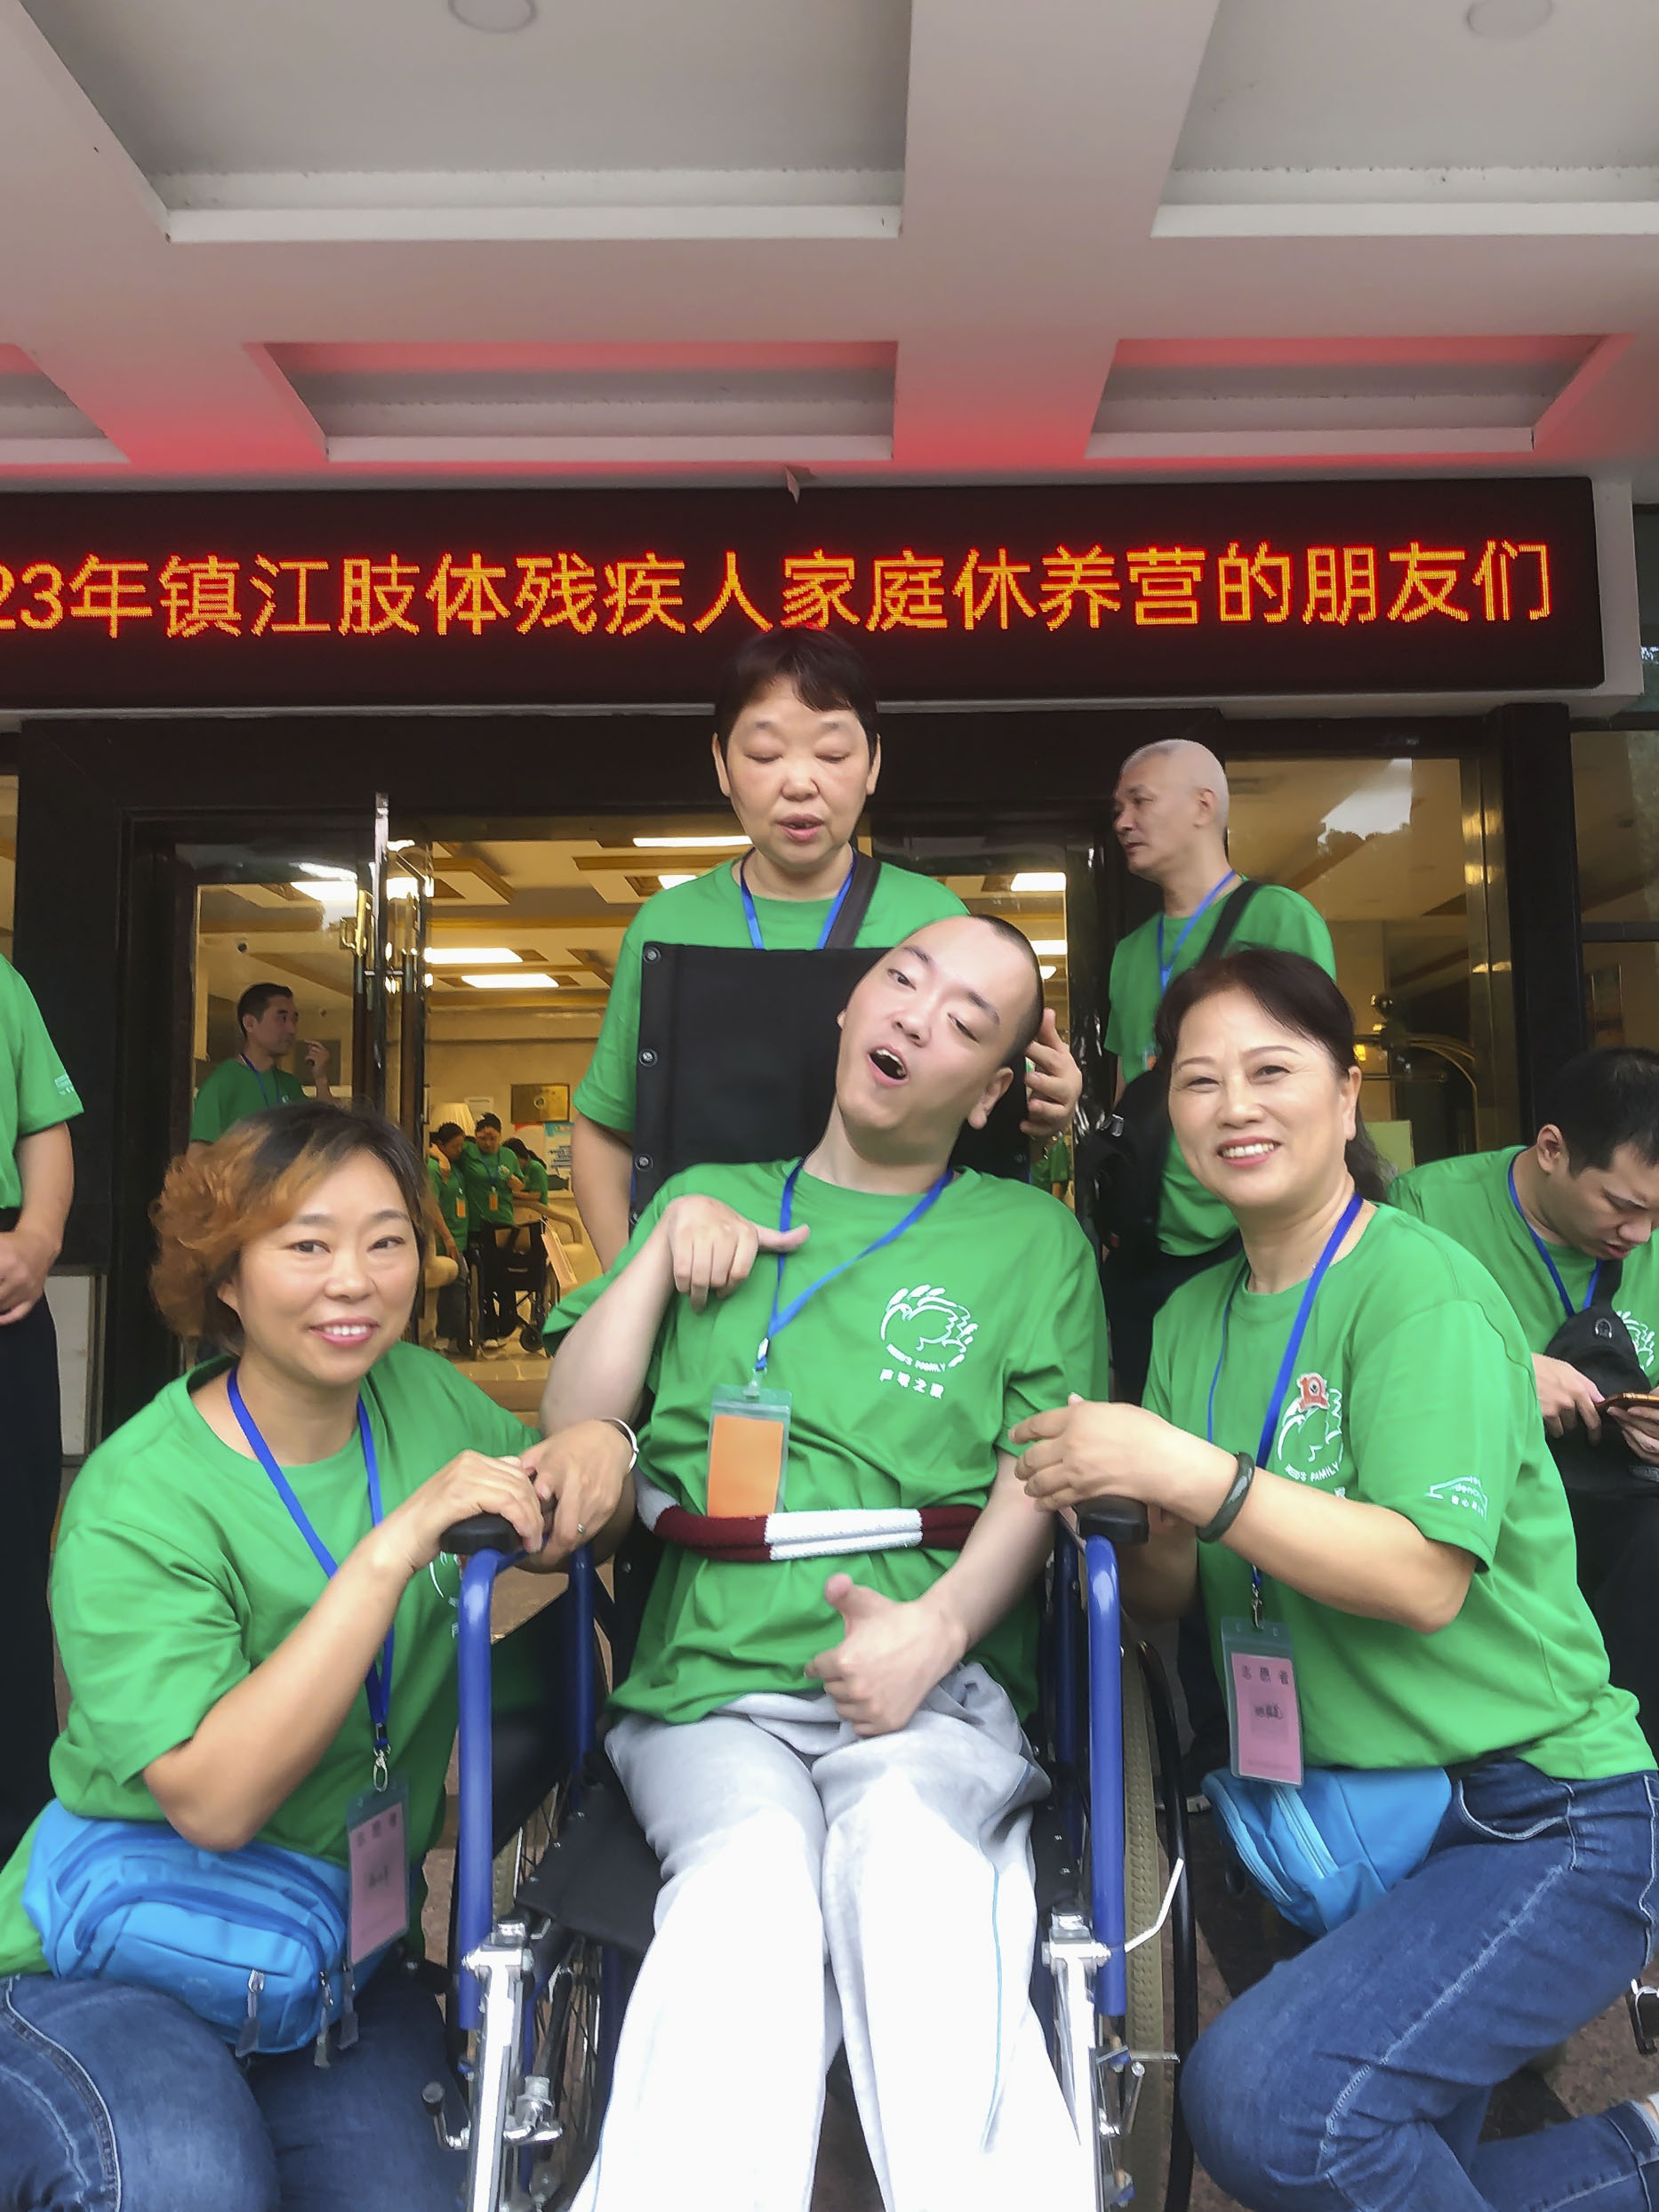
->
[1030, 939, 1067, 956]
[465, 972, 558, 989]
[449, 0, 536, 28]
[425, 946, 519, 965]
[657, 874, 697, 889]
[1011, 871, 1067, 893]
[1465, 0, 1551, 35]
[632, 834, 750, 849]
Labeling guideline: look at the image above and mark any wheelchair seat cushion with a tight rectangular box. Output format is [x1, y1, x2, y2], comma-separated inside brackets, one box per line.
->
[517, 1759, 663, 1959]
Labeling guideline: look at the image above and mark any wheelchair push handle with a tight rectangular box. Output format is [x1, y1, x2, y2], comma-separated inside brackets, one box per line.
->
[441, 1511, 522, 1558]
[1075, 1498, 1150, 1547]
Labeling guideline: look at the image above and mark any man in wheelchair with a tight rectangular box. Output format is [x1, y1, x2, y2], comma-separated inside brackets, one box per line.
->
[539, 913, 1106, 2211]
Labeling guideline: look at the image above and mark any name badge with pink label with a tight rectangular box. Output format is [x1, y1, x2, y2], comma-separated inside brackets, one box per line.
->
[346, 1776, 411, 1966]
[1221, 1616, 1303, 1786]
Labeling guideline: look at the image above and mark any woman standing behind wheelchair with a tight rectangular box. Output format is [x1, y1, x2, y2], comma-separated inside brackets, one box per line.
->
[0, 1103, 630, 2212]
[1014, 948, 1659, 2212]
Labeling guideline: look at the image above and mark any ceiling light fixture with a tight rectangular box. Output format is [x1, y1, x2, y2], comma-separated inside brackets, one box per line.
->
[1030, 939, 1067, 956]
[1011, 870, 1067, 894]
[657, 873, 697, 889]
[631, 833, 750, 850]
[464, 972, 558, 990]
[448, 0, 536, 30]
[1465, 0, 1551, 36]
[1039, 965, 1057, 980]
[425, 946, 520, 965]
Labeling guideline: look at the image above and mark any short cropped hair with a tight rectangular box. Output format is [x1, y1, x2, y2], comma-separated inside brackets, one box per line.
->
[1537, 1047, 1659, 1174]
[475, 1112, 501, 1132]
[236, 982, 294, 1035]
[431, 1121, 463, 1145]
[1118, 739, 1231, 831]
[713, 632, 878, 755]
[151, 1102, 428, 1350]
[977, 916, 1047, 1067]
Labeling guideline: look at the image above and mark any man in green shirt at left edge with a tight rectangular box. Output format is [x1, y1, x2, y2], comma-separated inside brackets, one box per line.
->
[0, 952, 82, 1863]
[189, 980, 333, 1147]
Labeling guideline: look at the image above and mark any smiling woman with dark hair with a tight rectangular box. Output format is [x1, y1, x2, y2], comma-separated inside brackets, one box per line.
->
[0, 1102, 635, 2212]
[1013, 949, 1659, 2212]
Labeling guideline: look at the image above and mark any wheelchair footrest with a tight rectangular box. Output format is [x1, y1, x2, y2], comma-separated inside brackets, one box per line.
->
[517, 1760, 664, 1959]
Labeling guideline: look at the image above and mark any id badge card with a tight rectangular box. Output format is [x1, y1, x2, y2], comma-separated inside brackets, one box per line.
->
[707, 1383, 791, 1517]
[346, 1775, 411, 1965]
[1220, 1616, 1303, 1785]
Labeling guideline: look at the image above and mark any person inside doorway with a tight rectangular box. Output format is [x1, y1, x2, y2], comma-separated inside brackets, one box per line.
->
[1389, 1046, 1659, 1756]
[1102, 739, 1336, 1400]
[461, 1114, 524, 1344]
[189, 982, 333, 1149]
[0, 953, 80, 1869]
[540, 914, 1106, 2212]
[426, 1122, 469, 1348]
[569, 632, 1082, 1268]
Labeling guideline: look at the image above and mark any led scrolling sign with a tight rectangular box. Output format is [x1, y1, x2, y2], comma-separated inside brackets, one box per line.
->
[0, 480, 1603, 709]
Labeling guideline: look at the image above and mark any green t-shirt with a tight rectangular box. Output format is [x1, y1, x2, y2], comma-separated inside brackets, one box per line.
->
[573, 860, 967, 1134]
[189, 1056, 307, 1143]
[515, 1154, 550, 1203]
[460, 1138, 520, 1235]
[0, 1342, 533, 1976]
[1105, 884, 1337, 1257]
[1146, 1206, 1647, 1779]
[427, 1154, 469, 1243]
[1387, 1147, 1659, 1377]
[0, 956, 82, 1210]
[547, 1160, 1110, 1725]
[1036, 1135, 1071, 1188]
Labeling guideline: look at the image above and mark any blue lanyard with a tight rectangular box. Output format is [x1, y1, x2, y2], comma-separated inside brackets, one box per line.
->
[1206, 1189, 1364, 1617]
[754, 1159, 951, 1374]
[240, 1054, 276, 1107]
[1156, 870, 1237, 997]
[228, 1369, 395, 1781]
[1507, 1156, 1601, 1318]
[738, 853, 857, 953]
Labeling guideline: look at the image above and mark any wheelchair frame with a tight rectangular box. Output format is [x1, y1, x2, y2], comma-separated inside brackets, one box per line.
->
[434, 1523, 1196, 2212]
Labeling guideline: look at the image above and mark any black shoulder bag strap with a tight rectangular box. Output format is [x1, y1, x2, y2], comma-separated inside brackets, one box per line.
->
[822, 850, 882, 950]
[1205, 876, 1262, 965]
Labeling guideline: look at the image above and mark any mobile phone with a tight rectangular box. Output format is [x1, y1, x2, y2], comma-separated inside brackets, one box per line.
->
[1603, 1391, 1659, 1415]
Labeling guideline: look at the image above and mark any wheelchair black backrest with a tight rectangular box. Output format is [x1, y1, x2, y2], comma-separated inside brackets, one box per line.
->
[629, 939, 1033, 1218]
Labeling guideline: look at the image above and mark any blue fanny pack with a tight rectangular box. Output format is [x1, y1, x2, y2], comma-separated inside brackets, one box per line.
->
[22, 1800, 380, 2058]
[1203, 1766, 1453, 1936]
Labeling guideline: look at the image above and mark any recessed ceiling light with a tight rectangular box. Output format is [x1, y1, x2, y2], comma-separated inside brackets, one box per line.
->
[657, 874, 697, 889]
[1030, 939, 1067, 956]
[632, 834, 750, 850]
[464, 972, 557, 990]
[1011, 870, 1067, 894]
[1465, 0, 1551, 37]
[449, 0, 535, 29]
[426, 946, 519, 965]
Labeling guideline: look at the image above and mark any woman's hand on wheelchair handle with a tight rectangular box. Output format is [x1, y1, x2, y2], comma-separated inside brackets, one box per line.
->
[656, 1193, 810, 1311]
[521, 1421, 636, 1559]
[370, 1450, 549, 1579]
[1011, 1397, 1233, 1530]
[805, 1575, 966, 1737]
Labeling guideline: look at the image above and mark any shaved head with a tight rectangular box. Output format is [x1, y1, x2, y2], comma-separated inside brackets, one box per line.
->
[1118, 739, 1230, 830]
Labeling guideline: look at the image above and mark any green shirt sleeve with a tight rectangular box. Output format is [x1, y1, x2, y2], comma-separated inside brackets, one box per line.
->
[574, 912, 649, 1134]
[4, 963, 82, 1136]
[1383, 1168, 1429, 1219]
[1342, 1301, 1523, 1568]
[51, 1518, 250, 1786]
[1236, 886, 1336, 976]
[188, 1061, 237, 1143]
[1103, 939, 1131, 1062]
[1001, 1217, 1111, 1437]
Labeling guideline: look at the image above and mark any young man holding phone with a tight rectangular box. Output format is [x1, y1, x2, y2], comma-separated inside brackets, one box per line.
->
[1390, 1046, 1659, 1751]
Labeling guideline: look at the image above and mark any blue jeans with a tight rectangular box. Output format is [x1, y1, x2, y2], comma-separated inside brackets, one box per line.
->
[1183, 1759, 1659, 2210]
[0, 1960, 461, 2211]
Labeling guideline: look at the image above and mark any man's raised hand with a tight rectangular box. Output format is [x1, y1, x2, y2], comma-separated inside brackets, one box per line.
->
[805, 1573, 965, 1737]
[659, 1192, 808, 1311]
[1020, 1008, 1082, 1139]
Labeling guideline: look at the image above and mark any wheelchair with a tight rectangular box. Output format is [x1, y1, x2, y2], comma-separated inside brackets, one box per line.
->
[427, 1503, 1198, 2212]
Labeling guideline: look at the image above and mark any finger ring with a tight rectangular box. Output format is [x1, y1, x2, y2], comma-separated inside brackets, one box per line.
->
[575, 1522, 588, 1537]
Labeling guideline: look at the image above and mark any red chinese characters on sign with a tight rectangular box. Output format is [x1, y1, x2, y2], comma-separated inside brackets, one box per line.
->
[0, 535, 1569, 648]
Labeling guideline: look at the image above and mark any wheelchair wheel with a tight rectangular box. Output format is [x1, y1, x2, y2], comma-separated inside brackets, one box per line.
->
[522, 1930, 606, 2209]
[1118, 1643, 1173, 2206]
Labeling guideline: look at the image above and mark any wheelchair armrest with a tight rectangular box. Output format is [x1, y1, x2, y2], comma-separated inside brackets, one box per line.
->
[442, 1511, 521, 1557]
[1074, 1500, 1150, 1547]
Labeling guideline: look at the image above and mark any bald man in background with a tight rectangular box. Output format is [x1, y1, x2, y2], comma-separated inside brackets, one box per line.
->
[1103, 738, 1337, 1398]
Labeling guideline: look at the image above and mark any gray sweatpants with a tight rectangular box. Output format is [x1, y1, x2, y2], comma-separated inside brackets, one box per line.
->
[573, 1663, 1094, 2212]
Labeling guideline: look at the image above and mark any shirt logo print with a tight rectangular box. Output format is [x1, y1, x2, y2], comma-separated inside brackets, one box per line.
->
[1274, 1370, 1345, 1484]
[1426, 1474, 1489, 1521]
[878, 1284, 978, 1399]
[1618, 1310, 1657, 1378]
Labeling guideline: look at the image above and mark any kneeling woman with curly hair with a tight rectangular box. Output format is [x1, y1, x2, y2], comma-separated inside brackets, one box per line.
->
[0, 1103, 635, 2212]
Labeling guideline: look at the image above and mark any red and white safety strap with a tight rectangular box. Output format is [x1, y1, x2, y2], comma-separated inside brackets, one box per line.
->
[635, 1472, 980, 1563]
